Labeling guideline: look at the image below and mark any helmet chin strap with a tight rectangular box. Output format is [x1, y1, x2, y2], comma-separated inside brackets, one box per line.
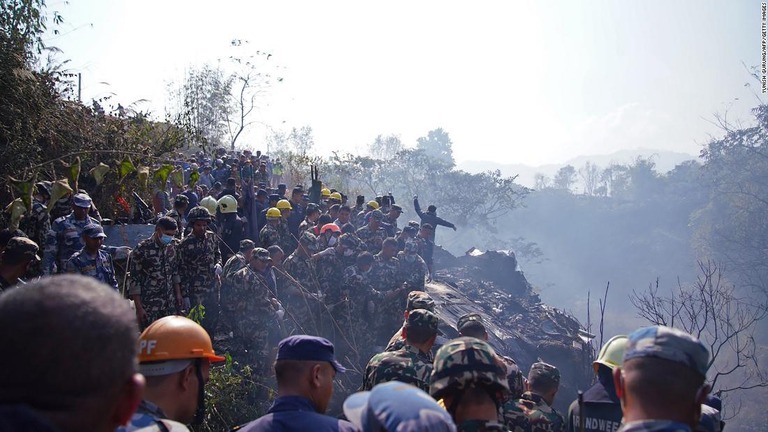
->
[192, 359, 206, 425]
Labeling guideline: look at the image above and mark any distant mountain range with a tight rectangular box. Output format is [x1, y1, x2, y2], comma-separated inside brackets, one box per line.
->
[458, 148, 699, 188]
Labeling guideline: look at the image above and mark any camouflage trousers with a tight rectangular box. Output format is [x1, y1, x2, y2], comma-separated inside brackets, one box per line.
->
[233, 318, 271, 374]
[140, 290, 175, 330]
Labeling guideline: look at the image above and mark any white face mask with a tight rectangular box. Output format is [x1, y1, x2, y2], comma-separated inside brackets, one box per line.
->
[327, 236, 338, 247]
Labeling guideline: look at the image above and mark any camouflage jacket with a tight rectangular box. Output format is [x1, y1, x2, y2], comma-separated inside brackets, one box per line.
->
[618, 421, 691, 432]
[43, 213, 101, 274]
[64, 247, 118, 290]
[382, 214, 399, 237]
[356, 225, 387, 253]
[277, 220, 297, 255]
[502, 392, 565, 432]
[230, 265, 275, 324]
[459, 420, 511, 432]
[314, 247, 345, 305]
[342, 264, 381, 320]
[19, 200, 49, 256]
[369, 253, 402, 292]
[499, 355, 526, 400]
[177, 230, 221, 297]
[362, 344, 433, 392]
[397, 252, 428, 290]
[128, 237, 180, 298]
[166, 209, 185, 239]
[284, 252, 318, 293]
[221, 252, 249, 305]
[259, 223, 280, 249]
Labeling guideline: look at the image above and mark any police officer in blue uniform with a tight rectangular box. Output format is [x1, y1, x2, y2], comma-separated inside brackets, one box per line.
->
[64, 224, 119, 291]
[43, 193, 101, 274]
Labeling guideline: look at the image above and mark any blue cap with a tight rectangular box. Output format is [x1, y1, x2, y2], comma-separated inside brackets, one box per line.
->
[82, 224, 106, 239]
[256, 189, 268, 197]
[276, 335, 346, 373]
[72, 193, 92, 208]
[343, 382, 456, 432]
[268, 194, 281, 202]
[624, 325, 710, 376]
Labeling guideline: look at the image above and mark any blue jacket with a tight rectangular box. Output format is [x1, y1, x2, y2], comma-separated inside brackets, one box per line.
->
[232, 396, 358, 432]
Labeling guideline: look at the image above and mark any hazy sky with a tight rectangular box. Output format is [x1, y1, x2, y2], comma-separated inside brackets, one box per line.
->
[46, 0, 761, 165]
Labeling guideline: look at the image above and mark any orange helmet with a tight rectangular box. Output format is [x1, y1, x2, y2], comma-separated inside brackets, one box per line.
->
[138, 316, 225, 365]
[320, 223, 341, 234]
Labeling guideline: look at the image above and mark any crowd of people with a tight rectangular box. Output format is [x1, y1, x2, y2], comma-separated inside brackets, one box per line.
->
[0, 147, 726, 432]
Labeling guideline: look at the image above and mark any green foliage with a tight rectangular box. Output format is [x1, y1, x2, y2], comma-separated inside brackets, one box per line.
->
[191, 358, 272, 432]
[187, 304, 206, 325]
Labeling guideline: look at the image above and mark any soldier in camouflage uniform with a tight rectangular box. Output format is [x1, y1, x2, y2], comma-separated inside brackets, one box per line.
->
[282, 231, 322, 333]
[229, 247, 280, 372]
[356, 209, 387, 253]
[430, 337, 511, 432]
[64, 224, 119, 291]
[398, 240, 428, 291]
[382, 204, 403, 237]
[43, 193, 101, 275]
[19, 181, 51, 277]
[128, 217, 181, 329]
[502, 362, 565, 432]
[369, 237, 407, 340]
[221, 239, 255, 336]
[259, 207, 282, 249]
[362, 309, 438, 393]
[456, 313, 526, 400]
[177, 207, 222, 337]
[166, 194, 189, 239]
[277, 199, 298, 255]
[385, 290, 436, 354]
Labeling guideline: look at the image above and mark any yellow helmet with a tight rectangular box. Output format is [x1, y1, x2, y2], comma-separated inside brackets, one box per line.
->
[321, 188, 331, 198]
[329, 192, 342, 201]
[276, 199, 293, 210]
[367, 200, 380, 210]
[266, 207, 282, 219]
[217, 195, 238, 214]
[593, 335, 628, 373]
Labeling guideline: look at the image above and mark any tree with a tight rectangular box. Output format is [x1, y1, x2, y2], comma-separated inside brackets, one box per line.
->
[579, 161, 600, 196]
[167, 64, 233, 151]
[553, 165, 576, 191]
[630, 261, 768, 412]
[224, 42, 280, 150]
[368, 134, 403, 160]
[416, 128, 455, 169]
[534, 173, 550, 190]
[599, 163, 629, 197]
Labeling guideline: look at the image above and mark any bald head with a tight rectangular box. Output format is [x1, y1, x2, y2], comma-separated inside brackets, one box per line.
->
[0, 275, 142, 431]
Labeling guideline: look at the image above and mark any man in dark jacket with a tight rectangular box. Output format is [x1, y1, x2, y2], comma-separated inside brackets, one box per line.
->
[412, 196, 456, 242]
[231, 335, 357, 432]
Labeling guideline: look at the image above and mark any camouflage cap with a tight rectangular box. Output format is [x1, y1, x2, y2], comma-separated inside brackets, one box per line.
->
[430, 337, 509, 400]
[406, 291, 435, 312]
[187, 206, 211, 222]
[72, 193, 92, 208]
[4, 237, 40, 263]
[173, 194, 189, 205]
[299, 231, 318, 250]
[340, 233, 360, 249]
[456, 313, 485, 334]
[239, 239, 255, 251]
[81, 224, 107, 239]
[252, 247, 271, 261]
[528, 362, 560, 384]
[369, 209, 384, 221]
[405, 308, 438, 332]
[623, 325, 710, 377]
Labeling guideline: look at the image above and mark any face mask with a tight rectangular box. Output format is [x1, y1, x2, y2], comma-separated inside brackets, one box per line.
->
[160, 234, 173, 245]
[343, 248, 354, 257]
[327, 236, 338, 246]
